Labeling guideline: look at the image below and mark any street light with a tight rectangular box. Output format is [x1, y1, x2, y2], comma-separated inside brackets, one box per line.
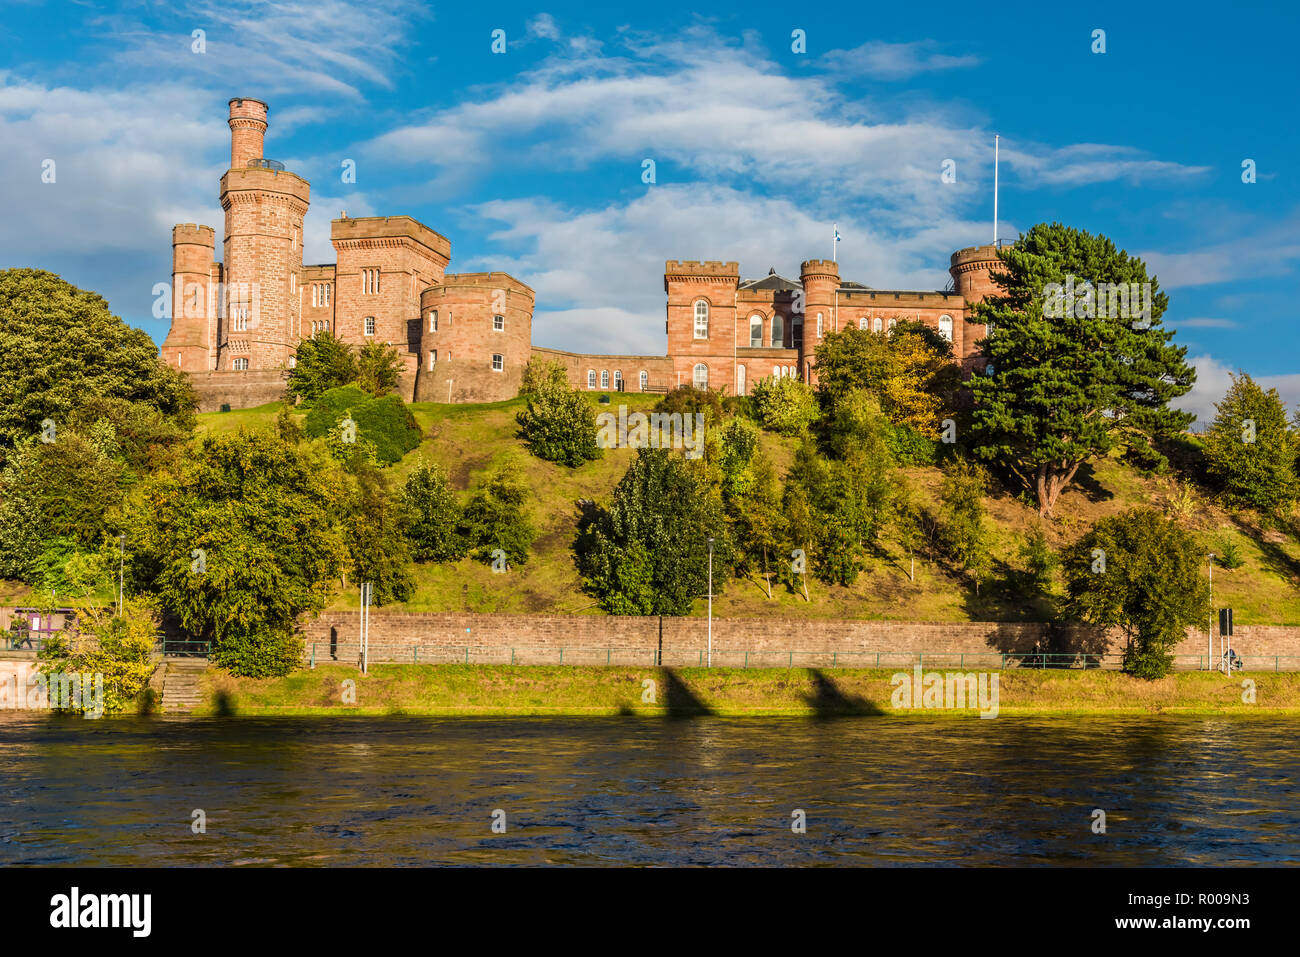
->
[707, 537, 715, 668]
[1207, 552, 1214, 671]
[118, 533, 125, 616]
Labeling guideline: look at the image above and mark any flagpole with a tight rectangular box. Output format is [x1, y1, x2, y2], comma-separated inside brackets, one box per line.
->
[832, 223, 837, 262]
[993, 134, 999, 246]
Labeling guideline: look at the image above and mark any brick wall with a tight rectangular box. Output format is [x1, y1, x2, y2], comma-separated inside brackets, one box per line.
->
[188, 370, 285, 412]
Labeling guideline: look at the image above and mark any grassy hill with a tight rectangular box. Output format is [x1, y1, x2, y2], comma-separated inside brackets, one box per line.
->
[191, 394, 1300, 625]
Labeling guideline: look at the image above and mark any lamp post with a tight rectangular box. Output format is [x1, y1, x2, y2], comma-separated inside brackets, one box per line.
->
[707, 537, 715, 668]
[118, 533, 125, 616]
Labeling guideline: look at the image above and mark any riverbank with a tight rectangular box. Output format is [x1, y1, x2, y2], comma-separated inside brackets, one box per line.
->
[193, 664, 1300, 717]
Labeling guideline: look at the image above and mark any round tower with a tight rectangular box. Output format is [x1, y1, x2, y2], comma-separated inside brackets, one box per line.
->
[416, 274, 534, 403]
[161, 224, 217, 371]
[228, 97, 268, 169]
[949, 245, 1004, 303]
[798, 259, 839, 384]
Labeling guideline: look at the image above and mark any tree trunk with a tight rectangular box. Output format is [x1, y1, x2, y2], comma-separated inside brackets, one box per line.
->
[1037, 460, 1084, 517]
[762, 546, 772, 599]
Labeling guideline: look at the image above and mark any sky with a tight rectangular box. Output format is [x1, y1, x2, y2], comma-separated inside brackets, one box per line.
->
[0, 0, 1297, 425]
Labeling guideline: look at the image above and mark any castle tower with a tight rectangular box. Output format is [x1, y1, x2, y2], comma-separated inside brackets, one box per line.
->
[160, 224, 220, 371]
[664, 260, 740, 391]
[798, 259, 839, 385]
[950, 245, 1005, 366]
[218, 97, 310, 370]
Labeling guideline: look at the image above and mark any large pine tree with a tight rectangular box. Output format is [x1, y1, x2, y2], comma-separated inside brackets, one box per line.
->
[969, 223, 1196, 516]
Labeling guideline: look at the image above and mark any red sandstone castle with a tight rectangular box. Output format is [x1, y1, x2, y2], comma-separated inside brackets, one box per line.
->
[162, 98, 1004, 410]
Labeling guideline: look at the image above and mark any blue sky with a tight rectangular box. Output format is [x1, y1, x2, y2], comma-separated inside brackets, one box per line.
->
[1, 0, 1297, 423]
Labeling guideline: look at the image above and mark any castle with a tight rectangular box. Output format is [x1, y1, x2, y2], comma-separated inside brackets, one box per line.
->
[161, 98, 1003, 410]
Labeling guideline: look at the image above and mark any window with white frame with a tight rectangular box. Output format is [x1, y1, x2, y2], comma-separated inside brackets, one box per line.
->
[362, 268, 380, 295]
[364, 316, 375, 336]
[693, 300, 709, 339]
[749, 315, 763, 348]
[736, 364, 746, 395]
[639, 370, 648, 391]
[888, 317, 897, 332]
[290, 274, 296, 294]
[491, 354, 504, 372]
[232, 305, 248, 332]
[873, 317, 883, 333]
[429, 310, 438, 332]
[859, 317, 869, 330]
[587, 370, 596, 389]
[693, 363, 708, 389]
[493, 314, 504, 332]
[816, 312, 824, 338]
[613, 370, 623, 391]
[428, 350, 436, 371]
[772, 365, 781, 379]
[600, 370, 609, 389]
[233, 357, 249, 371]
[938, 315, 953, 342]
[772, 313, 784, 347]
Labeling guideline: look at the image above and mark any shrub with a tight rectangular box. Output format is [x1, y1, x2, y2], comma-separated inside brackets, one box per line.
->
[304, 387, 420, 465]
[400, 460, 466, 562]
[356, 341, 404, 397]
[287, 331, 359, 401]
[37, 600, 159, 715]
[750, 376, 819, 435]
[459, 462, 536, 566]
[519, 357, 570, 395]
[516, 384, 601, 467]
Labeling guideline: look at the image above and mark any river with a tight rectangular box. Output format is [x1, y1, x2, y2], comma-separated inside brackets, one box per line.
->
[1, 714, 1296, 865]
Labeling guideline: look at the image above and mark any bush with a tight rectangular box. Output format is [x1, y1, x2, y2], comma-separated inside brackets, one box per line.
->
[656, 385, 724, 424]
[287, 331, 359, 401]
[459, 462, 536, 566]
[750, 376, 819, 435]
[519, 357, 571, 395]
[401, 460, 466, 562]
[344, 467, 415, 605]
[209, 626, 304, 679]
[304, 387, 420, 465]
[939, 457, 992, 589]
[516, 384, 601, 466]
[36, 600, 159, 714]
[356, 341, 404, 397]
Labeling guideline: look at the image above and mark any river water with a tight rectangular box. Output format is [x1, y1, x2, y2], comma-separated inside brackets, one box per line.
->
[1, 714, 1297, 866]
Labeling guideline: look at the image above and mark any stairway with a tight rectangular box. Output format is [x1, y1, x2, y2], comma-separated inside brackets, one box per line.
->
[161, 658, 209, 714]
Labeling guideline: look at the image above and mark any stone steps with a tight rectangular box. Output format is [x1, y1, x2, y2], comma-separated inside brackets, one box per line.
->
[161, 659, 209, 714]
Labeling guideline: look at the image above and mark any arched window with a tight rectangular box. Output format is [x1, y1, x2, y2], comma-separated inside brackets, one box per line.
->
[737, 364, 746, 396]
[587, 370, 596, 389]
[873, 317, 883, 333]
[858, 317, 869, 330]
[639, 370, 648, 391]
[816, 312, 824, 338]
[694, 300, 709, 339]
[288, 356, 296, 369]
[772, 313, 784, 347]
[749, 314, 763, 348]
[693, 363, 708, 390]
[772, 365, 781, 379]
[888, 317, 897, 332]
[939, 315, 954, 342]
[613, 370, 623, 391]
[600, 370, 609, 389]
[428, 350, 436, 371]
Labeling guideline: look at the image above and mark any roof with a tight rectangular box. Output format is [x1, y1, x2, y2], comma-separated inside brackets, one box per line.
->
[739, 267, 803, 292]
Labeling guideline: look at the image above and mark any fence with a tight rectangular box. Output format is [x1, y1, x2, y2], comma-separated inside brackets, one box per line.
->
[309, 643, 1300, 673]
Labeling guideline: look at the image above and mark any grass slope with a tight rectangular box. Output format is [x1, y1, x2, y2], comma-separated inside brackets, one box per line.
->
[194, 396, 1300, 624]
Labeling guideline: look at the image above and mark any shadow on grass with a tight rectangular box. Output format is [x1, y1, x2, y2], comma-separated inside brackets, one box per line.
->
[801, 670, 883, 717]
[659, 668, 715, 717]
[212, 690, 238, 717]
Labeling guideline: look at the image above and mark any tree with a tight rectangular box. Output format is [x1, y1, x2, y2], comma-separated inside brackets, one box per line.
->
[750, 375, 819, 435]
[1063, 507, 1210, 678]
[939, 457, 992, 591]
[124, 428, 349, 677]
[734, 451, 784, 598]
[0, 269, 196, 461]
[400, 459, 466, 562]
[304, 386, 421, 465]
[343, 466, 415, 605]
[578, 447, 732, 614]
[286, 330, 358, 401]
[459, 462, 536, 567]
[814, 321, 960, 436]
[37, 600, 159, 715]
[516, 383, 601, 466]
[969, 223, 1196, 516]
[519, 356, 571, 395]
[1202, 372, 1299, 515]
[356, 340, 404, 397]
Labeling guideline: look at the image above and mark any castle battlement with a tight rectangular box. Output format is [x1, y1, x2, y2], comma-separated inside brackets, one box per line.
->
[665, 260, 740, 277]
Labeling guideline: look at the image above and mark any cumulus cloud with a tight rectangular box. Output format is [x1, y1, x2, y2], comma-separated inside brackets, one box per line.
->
[1175, 354, 1300, 429]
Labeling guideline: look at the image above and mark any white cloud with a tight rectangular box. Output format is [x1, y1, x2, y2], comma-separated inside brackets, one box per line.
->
[1178, 317, 1238, 329]
[822, 40, 981, 80]
[1141, 213, 1300, 289]
[1176, 354, 1300, 429]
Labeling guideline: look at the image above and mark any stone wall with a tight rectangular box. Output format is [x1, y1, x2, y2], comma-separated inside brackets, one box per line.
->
[188, 369, 286, 412]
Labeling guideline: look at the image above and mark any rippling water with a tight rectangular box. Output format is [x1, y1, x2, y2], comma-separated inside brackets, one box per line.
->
[1, 714, 1297, 865]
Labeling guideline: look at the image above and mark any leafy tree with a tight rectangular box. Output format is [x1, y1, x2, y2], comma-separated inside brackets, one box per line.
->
[124, 428, 349, 677]
[459, 461, 536, 566]
[400, 459, 466, 562]
[969, 223, 1196, 516]
[0, 269, 196, 461]
[304, 386, 421, 465]
[356, 340, 404, 397]
[814, 321, 960, 436]
[734, 450, 784, 597]
[519, 356, 571, 394]
[578, 447, 733, 614]
[655, 385, 725, 426]
[344, 466, 415, 605]
[750, 375, 819, 435]
[37, 600, 158, 714]
[1063, 507, 1210, 678]
[939, 457, 992, 591]
[1202, 372, 1299, 515]
[717, 416, 760, 509]
[516, 383, 601, 466]
[286, 330, 358, 401]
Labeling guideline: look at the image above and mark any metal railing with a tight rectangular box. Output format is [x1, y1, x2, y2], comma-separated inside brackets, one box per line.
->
[157, 638, 211, 658]
[308, 643, 1300, 673]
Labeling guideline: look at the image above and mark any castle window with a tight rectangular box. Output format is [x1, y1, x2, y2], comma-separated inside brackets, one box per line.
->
[429, 310, 438, 332]
[939, 315, 954, 342]
[323, 284, 330, 306]
[364, 316, 375, 336]
[859, 317, 869, 330]
[429, 350, 437, 371]
[492, 354, 504, 372]
[493, 314, 504, 332]
[587, 370, 596, 389]
[232, 306, 248, 332]
[816, 313, 824, 338]
[288, 356, 297, 369]
[772, 314, 784, 347]
[693, 363, 708, 390]
[639, 370, 648, 391]
[873, 317, 883, 333]
[736, 364, 746, 396]
[613, 370, 623, 391]
[311, 285, 318, 307]
[233, 357, 249, 371]
[363, 269, 380, 295]
[600, 370, 609, 389]
[693, 300, 709, 339]
[749, 315, 763, 348]
[773, 365, 781, 379]
[793, 317, 803, 345]
[290, 274, 296, 294]
[888, 317, 897, 332]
